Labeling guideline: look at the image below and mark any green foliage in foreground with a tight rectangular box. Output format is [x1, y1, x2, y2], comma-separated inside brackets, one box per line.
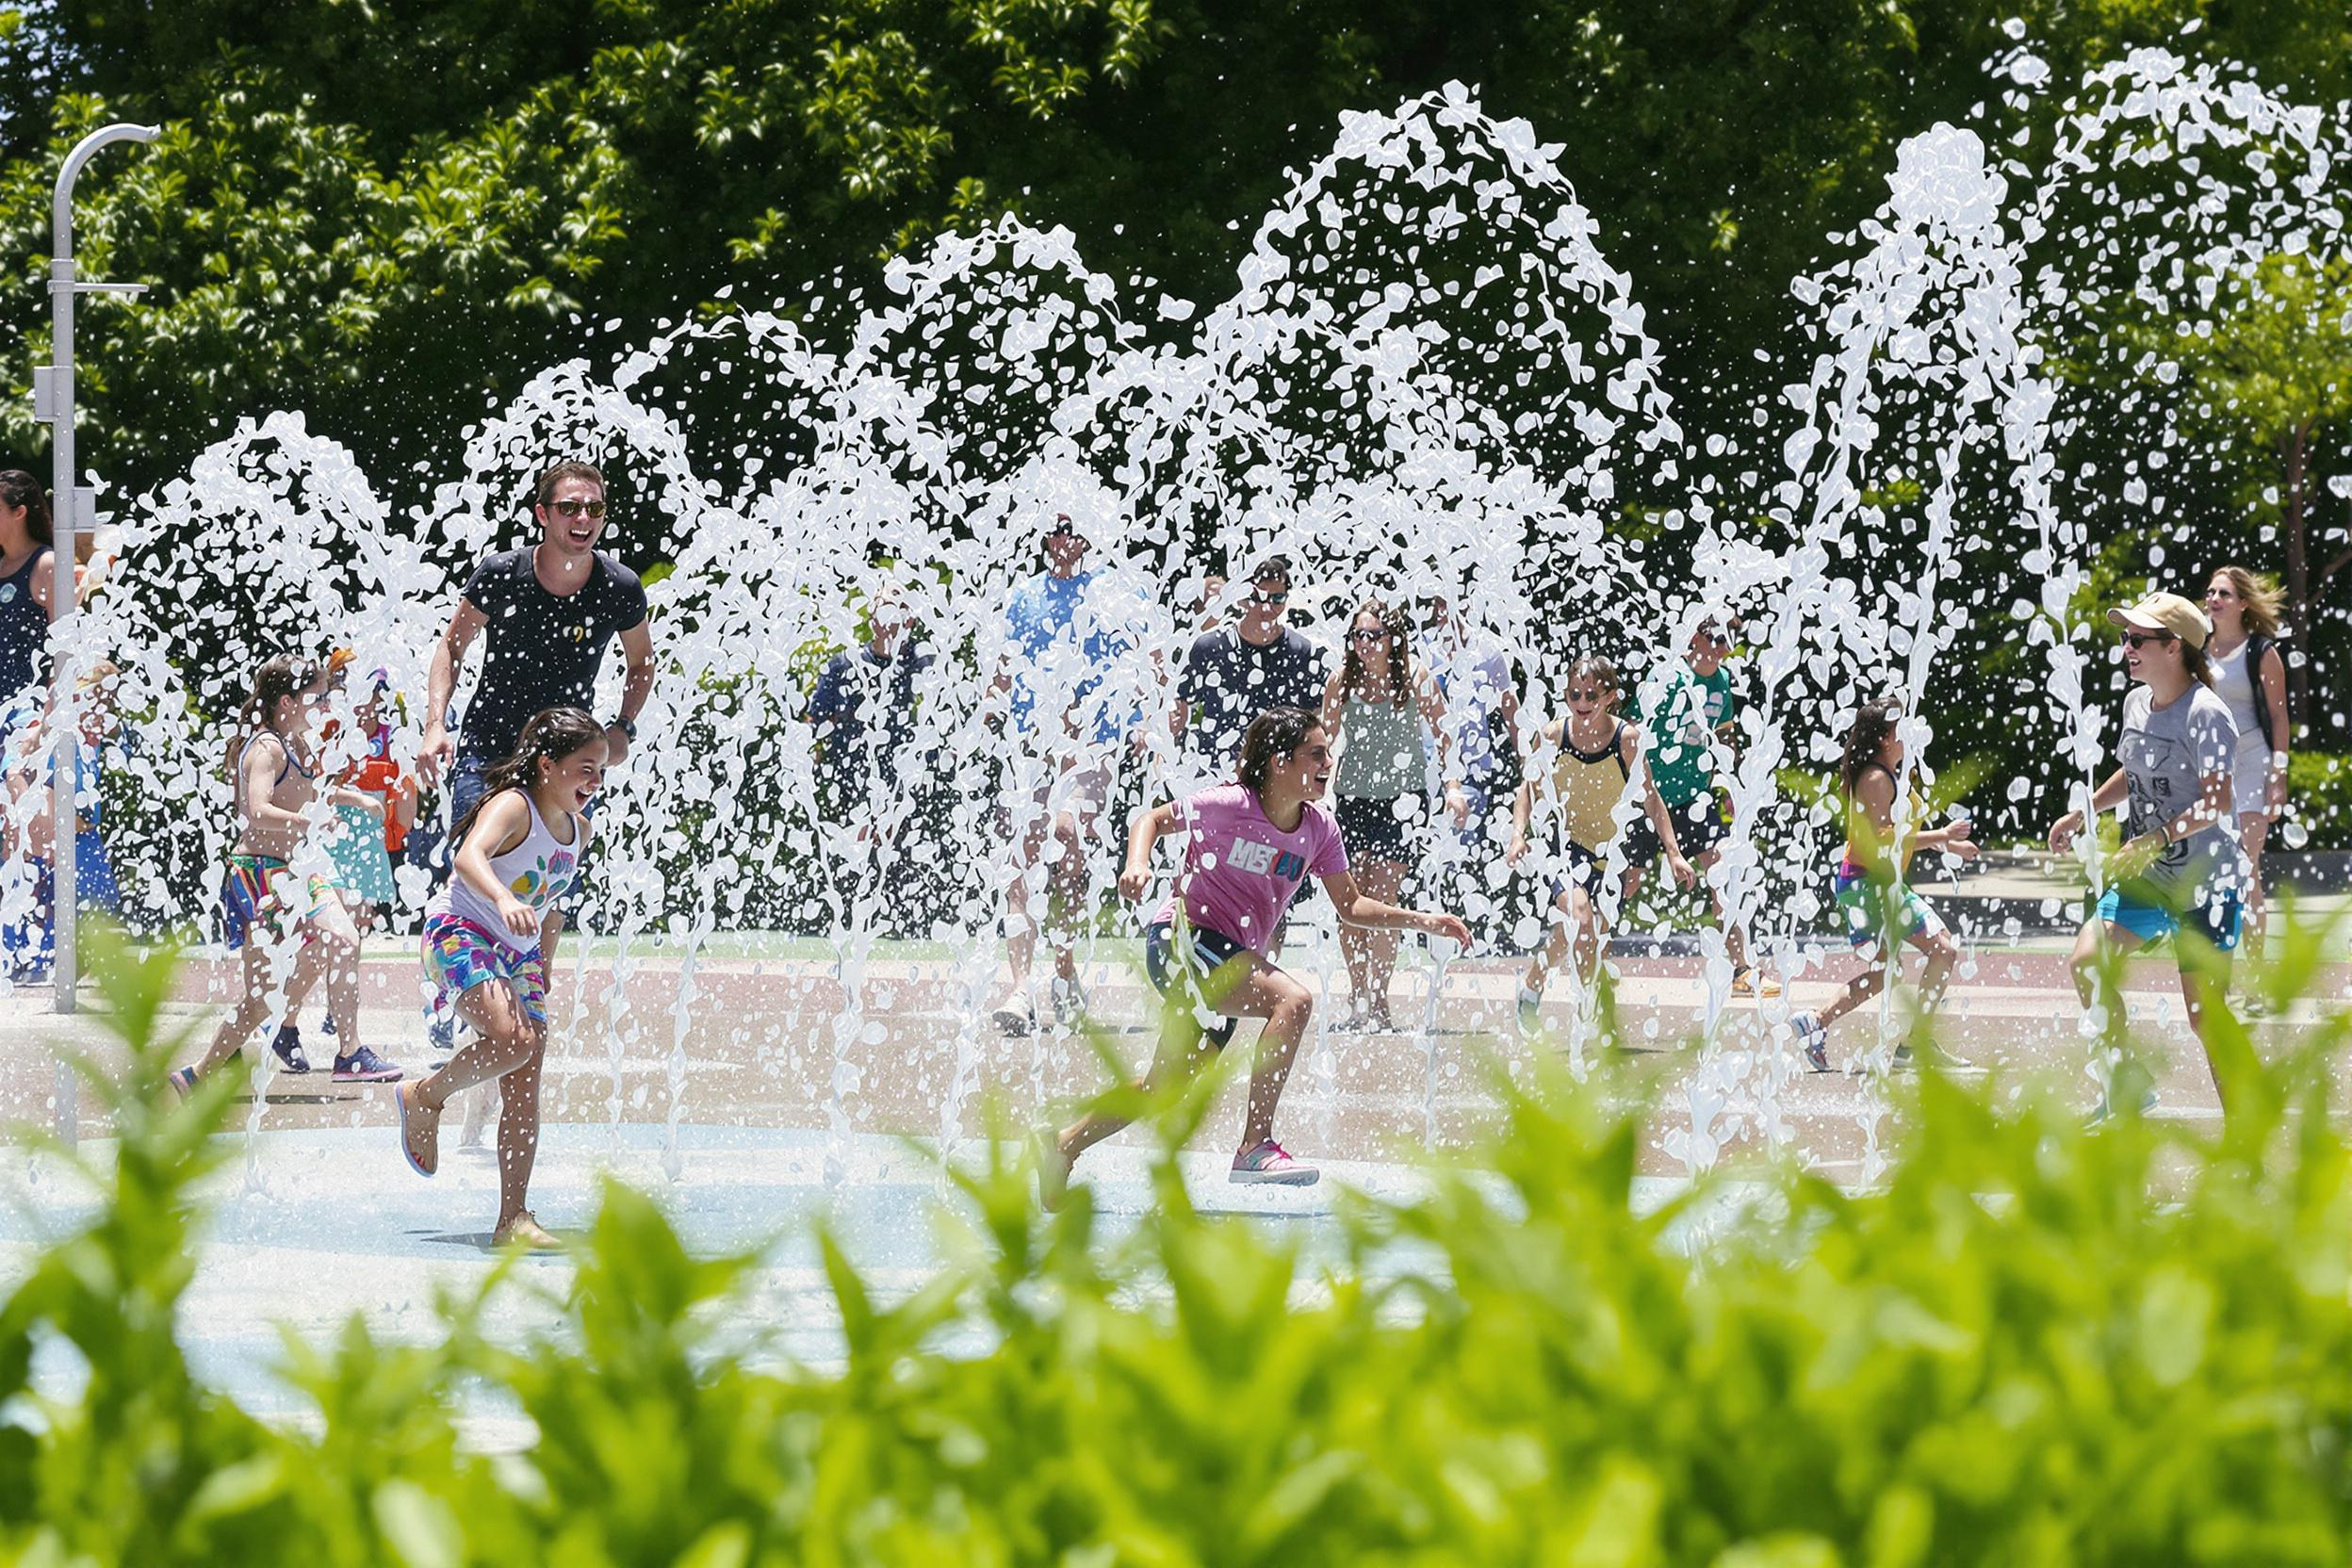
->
[7, 927, 2352, 1564]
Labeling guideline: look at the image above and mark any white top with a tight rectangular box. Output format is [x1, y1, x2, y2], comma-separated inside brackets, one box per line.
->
[2207, 641, 2263, 741]
[431, 792, 590, 953]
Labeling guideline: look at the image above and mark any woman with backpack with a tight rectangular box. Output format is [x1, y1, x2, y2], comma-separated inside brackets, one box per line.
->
[2203, 566, 2290, 1002]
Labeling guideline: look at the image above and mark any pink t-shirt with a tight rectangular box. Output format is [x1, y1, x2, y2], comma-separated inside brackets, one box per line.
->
[1152, 784, 1349, 955]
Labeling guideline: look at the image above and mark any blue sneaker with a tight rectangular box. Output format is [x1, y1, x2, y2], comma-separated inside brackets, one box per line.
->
[270, 1026, 312, 1074]
[332, 1046, 403, 1084]
[1788, 1011, 1830, 1072]
[1515, 982, 1544, 1039]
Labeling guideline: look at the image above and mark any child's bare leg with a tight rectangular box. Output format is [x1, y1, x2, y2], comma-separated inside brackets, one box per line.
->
[493, 1044, 547, 1230]
[1913, 927, 1959, 1015]
[1813, 962, 1887, 1031]
[193, 938, 328, 1075]
[1236, 968, 1315, 1150]
[1055, 1010, 1214, 1166]
[416, 984, 540, 1110]
[399, 982, 537, 1176]
[317, 928, 364, 1056]
[1521, 891, 1577, 993]
[1569, 886, 1604, 988]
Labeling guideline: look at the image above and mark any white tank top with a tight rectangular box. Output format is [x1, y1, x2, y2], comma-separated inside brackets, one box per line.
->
[2208, 641, 2262, 738]
[433, 792, 590, 952]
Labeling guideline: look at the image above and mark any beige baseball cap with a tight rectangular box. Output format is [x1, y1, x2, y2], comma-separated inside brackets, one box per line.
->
[2107, 592, 2211, 649]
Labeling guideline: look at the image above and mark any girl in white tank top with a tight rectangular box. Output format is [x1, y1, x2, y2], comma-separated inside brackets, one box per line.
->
[396, 707, 609, 1250]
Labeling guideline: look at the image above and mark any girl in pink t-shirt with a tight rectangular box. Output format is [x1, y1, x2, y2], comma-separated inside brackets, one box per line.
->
[1039, 706, 1471, 1204]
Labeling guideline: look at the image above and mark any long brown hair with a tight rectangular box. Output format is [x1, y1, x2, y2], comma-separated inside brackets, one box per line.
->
[225, 654, 320, 779]
[1337, 598, 1413, 710]
[0, 470, 51, 548]
[1838, 697, 1903, 802]
[450, 706, 606, 846]
[2214, 564, 2284, 639]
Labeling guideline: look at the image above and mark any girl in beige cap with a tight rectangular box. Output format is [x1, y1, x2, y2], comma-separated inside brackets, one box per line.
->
[2047, 591, 2243, 1112]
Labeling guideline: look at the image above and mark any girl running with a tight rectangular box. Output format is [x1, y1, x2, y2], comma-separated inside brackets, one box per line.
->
[2200, 567, 2289, 1001]
[1785, 697, 1975, 1071]
[395, 707, 604, 1250]
[1321, 598, 1464, 1031]
[1039, 706, 1471, 1206]
[2048, 592, 2243, 1107]
[1505, 655, 1692, 1036]
[172, 655, 402, 1096]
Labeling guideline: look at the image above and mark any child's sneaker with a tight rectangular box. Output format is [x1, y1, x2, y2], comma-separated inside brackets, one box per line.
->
[1787, 1010, 1830, 1072]
[1051, 975, 1090, 1027]
[989, 991, 1035, 1037]
[167, 1066, 199, 1102]
[270, 1026, 312, 1075]
[1514, 982, 1544, 1040]
[1230, 1140, 1319, 1186]
[332, 1046, 403, 1084]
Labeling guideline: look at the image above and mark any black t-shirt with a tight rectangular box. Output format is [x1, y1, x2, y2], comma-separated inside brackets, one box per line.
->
[1178, 627, 1329, 765]
[456, 547, 648, 763]
[808, 644, 933, 792]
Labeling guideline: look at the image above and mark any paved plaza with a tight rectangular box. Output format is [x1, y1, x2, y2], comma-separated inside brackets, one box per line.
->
[0, 918, 2344, 1446]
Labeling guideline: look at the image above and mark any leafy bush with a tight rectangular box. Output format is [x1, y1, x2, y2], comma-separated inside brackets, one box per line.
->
[8, 922, 2352, 1563]
[2287, 751, 2352, 852]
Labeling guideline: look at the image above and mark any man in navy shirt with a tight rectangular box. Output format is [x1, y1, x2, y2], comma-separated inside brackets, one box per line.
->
[420, 461, 656, 1011]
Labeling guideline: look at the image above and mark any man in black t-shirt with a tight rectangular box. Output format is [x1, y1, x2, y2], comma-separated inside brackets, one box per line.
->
[1172, 555, 1328, 775]
[420, 460, 655, 994]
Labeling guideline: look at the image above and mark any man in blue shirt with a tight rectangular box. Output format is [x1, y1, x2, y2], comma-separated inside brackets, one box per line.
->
[987, 511, 1142, 1035]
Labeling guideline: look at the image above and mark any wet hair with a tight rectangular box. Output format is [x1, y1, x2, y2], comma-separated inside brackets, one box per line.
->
[533, 460, 606, 509]
[450, 706, 607, 846]
[1236, 706, 1321, 796]
[227, 653, 322, 778]
[1337, 598, 1414, 710]
[0, 470, 52, 547]
[1838, 697, 1903, 802]
[2213, 564, 2283, 639]
[1249, 554, 1293, 587]
[1564, 654, 1621, 710]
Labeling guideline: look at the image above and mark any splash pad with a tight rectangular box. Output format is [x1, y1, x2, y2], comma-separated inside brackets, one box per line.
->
[3, 44, 2347, 1258]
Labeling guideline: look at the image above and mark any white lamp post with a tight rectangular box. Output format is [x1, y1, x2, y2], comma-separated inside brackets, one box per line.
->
[31, 121, 155, 1140]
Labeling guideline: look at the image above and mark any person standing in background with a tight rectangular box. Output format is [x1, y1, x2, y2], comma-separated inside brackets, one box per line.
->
[1418, 591, 1519, 936]
[2202, 566, 2290, 1008]
[1173, 555, 1328, 779]
[1322, 597, 1463, 1031]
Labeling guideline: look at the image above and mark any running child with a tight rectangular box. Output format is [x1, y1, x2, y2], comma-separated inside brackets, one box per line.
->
[172, 655, 403, 1096]
[395, 707, 604, 1250]
[1505, 655, 1693, 1037]
[2048, 592, 2243, 1109]
[1785, 697, 1975, 1071]
[1038, 706, 1471, 1205]
[277, 659, 418, 1070]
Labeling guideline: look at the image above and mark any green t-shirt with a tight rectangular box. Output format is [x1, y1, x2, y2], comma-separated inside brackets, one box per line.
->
[1639, 663, 1733, 808]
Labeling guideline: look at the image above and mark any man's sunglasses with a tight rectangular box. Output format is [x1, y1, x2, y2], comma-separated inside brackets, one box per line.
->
[1247, 590, 1290, 606]
[2120, 630, 2177, 649]
[548, 498, 608, 519]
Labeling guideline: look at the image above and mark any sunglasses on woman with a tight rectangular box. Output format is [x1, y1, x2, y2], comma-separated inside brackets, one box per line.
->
[1350, 629, 1390, 644]
[2119, 630, 2176, 649]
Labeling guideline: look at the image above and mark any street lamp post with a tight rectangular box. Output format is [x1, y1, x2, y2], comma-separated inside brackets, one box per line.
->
[31, 121, 155, 1141]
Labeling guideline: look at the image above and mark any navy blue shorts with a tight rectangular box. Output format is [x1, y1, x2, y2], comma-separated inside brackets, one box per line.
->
[1144, 921, 1250, 1047]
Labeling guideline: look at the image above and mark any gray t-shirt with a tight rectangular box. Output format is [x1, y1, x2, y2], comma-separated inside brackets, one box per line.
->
[2116, 683, 2239, 904]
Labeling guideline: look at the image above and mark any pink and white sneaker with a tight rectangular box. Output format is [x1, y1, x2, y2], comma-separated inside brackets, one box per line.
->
[1230, 1140, 1319, 1186]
